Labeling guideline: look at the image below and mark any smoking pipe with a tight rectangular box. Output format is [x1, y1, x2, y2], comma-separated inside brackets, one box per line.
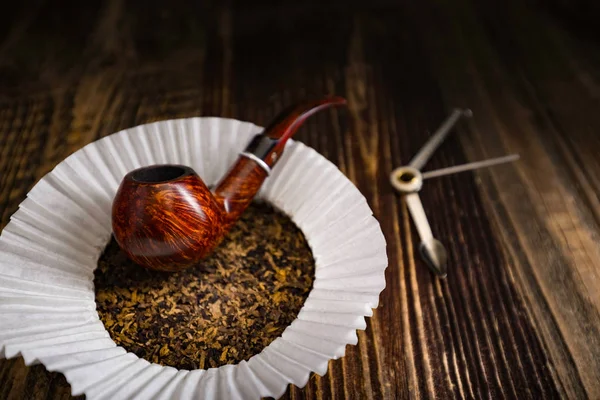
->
[111, 96, 346, 272]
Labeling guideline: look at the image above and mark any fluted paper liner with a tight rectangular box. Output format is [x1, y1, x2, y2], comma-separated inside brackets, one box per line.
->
[0, 117, 388, 399]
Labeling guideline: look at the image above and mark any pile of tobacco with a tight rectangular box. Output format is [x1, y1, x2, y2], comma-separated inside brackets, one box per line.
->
[94, 202, 315, 370]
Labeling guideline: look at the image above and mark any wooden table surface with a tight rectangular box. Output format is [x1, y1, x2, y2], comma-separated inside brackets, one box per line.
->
[1, 0, 599, 398]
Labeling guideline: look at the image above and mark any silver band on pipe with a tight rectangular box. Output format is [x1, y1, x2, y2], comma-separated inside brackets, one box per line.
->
[239, 152, 271, 175]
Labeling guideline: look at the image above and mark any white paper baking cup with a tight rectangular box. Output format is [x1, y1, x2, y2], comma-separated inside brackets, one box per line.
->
[0, 117, 388, 399]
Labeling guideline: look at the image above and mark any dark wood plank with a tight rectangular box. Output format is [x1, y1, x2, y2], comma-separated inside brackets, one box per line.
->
[409, 0, 600, 396]
[1, 0, 598, 399]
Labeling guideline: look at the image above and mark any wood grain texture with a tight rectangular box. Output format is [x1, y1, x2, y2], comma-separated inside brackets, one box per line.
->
[0, 0, 599, 398]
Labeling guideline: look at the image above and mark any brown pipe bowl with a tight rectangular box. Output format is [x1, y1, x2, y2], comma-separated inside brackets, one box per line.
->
[111, 164, 226, 272]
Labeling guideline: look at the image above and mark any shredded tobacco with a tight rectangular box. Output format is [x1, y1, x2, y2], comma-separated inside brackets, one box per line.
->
[94, 201, 315, 369]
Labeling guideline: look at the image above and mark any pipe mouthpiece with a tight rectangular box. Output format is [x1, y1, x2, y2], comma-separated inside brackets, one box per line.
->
[249, 96, 347, 168]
